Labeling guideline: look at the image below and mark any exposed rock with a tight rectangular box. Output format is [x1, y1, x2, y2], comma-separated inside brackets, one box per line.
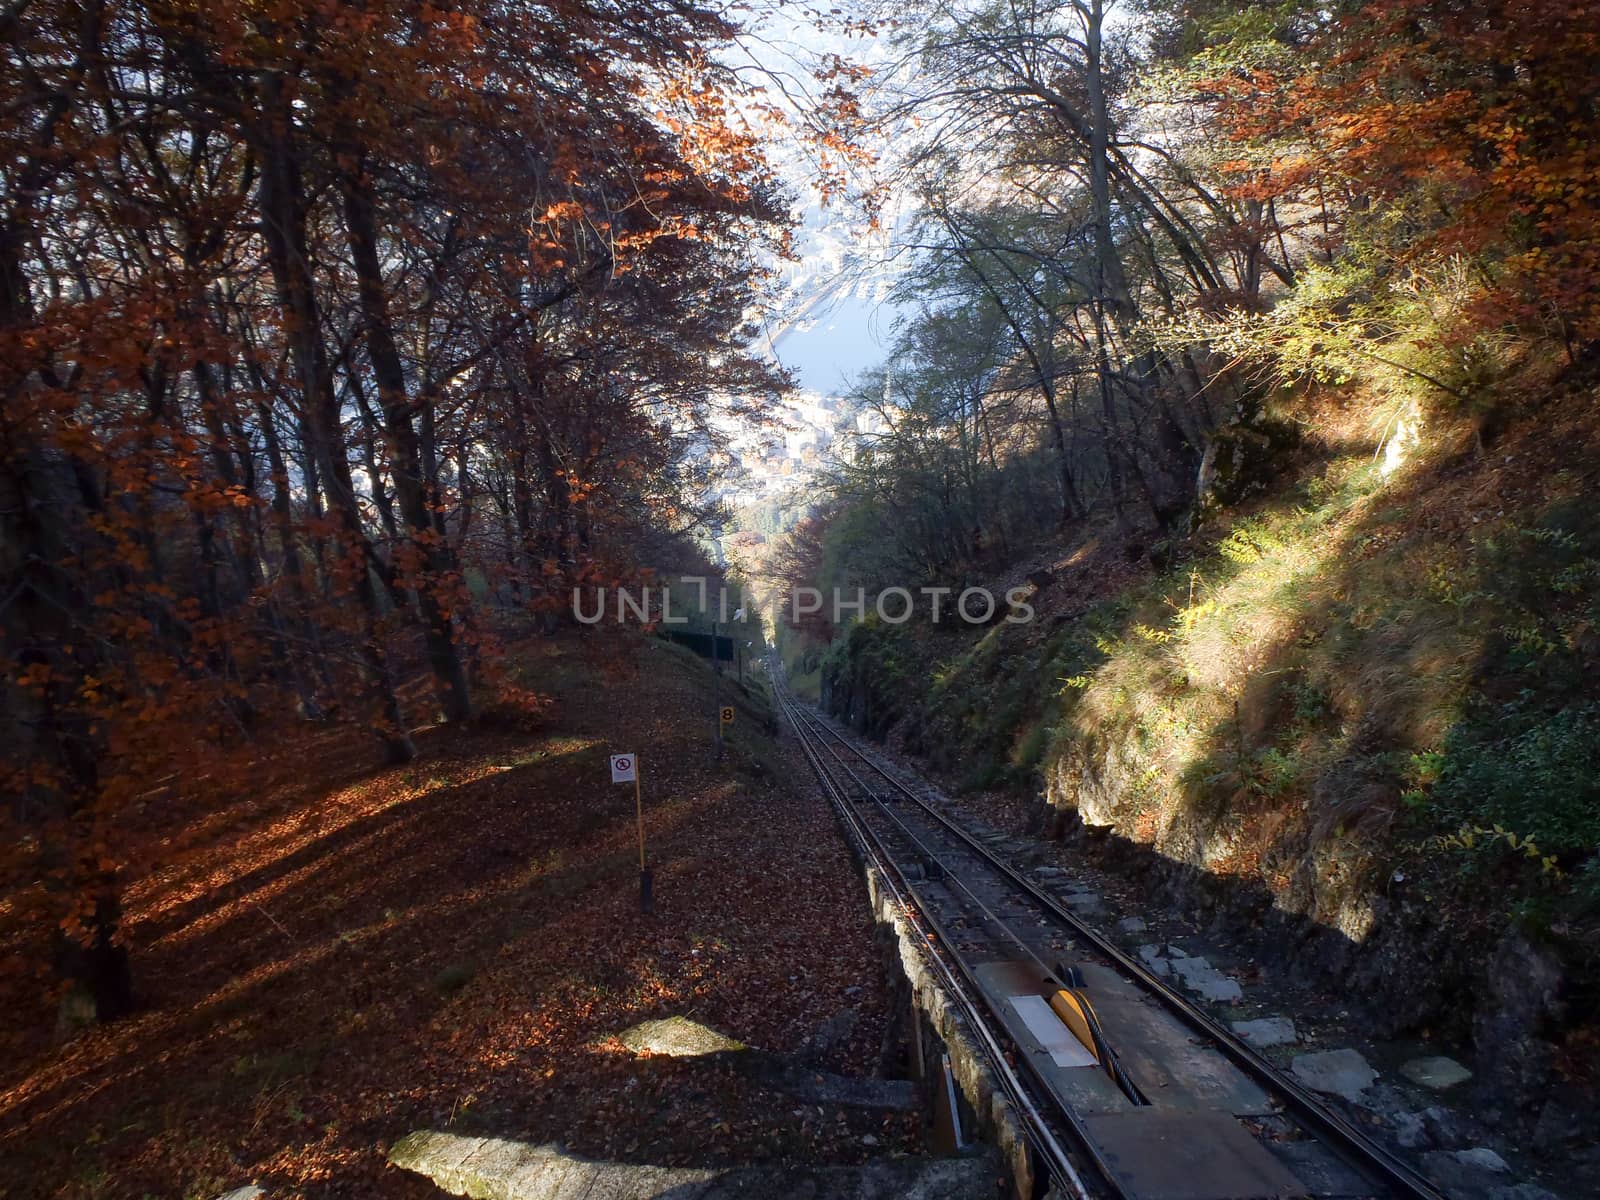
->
[1531, 1097, 1586, 1149]
[1486, 1186, 1560, 1200]
[1400, 1055, 1473, 1091]
[1291, 1049, 1377, 1102]
[1420, 1148, 1518, 1195]
[1391, 1111, 1430, 1150]
[1168, 955, 1243, 1003]
[1115, 917, 1147, 935]
[1454, 1148, 1511, 1174]
[213, 1190, 265, 1200]
[616, 1016, 745, 1058]
[390, 1131, 998, 1199]
[1193, 421, 1283, 521]
[1420, 1105, 1472, 1147]
[1061, 891, 1102, 914]
[1348, 1080, 1412, 1120]
[1473, 931, 1564, 1111]
[1137, 944, 1171, 977]
[1230, 1017, 1298, 1048]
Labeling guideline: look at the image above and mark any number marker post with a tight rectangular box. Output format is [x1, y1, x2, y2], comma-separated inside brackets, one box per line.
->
[611, 753, 651, 912]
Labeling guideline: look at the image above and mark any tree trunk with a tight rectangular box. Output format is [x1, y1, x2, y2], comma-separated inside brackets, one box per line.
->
[2, 209, 133, 1020]
[253, 73, 414, 762]
[341, 171, 473, 721]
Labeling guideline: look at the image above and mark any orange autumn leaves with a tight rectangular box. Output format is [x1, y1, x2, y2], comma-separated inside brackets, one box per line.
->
[1202, 0, 1600, 339]
[1, 0, 795, 1009]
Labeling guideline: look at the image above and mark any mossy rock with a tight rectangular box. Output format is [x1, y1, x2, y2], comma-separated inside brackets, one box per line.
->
[1195, 417, 1298, 518]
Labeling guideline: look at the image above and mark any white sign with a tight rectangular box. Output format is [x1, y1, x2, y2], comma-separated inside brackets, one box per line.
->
[609, 754, 637, 783]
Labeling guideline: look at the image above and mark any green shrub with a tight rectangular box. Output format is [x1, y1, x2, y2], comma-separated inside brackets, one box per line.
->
[1433, 702, 1600, 855]
[1011, 720, 1051, 771]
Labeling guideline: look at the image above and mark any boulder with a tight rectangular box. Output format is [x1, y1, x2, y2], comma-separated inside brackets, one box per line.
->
[1400, 1055, 1473, 1091]
[1169, 955, 1243, 1003]
[616, 1016, 745, 1058]
[390, 1131, 998, 1200]
[1472, 931, 1563, 1110]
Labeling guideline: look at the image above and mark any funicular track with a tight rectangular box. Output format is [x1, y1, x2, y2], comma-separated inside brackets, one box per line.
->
[774, 680, 1448, 1200]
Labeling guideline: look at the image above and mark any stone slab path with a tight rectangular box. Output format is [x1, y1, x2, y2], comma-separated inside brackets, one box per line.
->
[390, 1131, 997, 1199]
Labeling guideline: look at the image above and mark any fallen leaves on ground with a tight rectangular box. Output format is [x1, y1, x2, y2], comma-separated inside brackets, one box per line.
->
[0, 638, 918, 1199]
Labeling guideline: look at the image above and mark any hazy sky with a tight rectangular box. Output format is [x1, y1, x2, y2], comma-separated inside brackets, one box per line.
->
[733, 7, 907, 399]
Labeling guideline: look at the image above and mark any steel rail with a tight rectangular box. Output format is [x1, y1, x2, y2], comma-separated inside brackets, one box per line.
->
[773, 683, 1098, 1200]
[790, 701, 1150, 1111]
[787, 694, 1151, 1190]
[790, 693, 1449, 1200]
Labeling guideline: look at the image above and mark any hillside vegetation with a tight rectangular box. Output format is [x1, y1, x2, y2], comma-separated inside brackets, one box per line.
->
[765, 0, 1600, 1121]
[0, 638, 907, 1198]
[815, 370, 1599, 1027]
[1, 0, 795, 1015]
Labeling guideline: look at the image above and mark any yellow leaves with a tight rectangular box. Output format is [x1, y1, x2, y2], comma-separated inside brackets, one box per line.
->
[1426, 823, 1565, 878]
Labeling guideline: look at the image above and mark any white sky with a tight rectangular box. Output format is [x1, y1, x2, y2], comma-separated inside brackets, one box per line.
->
[728, 5, 909, 399]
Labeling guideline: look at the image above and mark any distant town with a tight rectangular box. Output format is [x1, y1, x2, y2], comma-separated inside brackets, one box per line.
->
[713, 388, 887, 512]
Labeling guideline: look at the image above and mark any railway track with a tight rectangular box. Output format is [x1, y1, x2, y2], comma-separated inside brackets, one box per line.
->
[773, 679, 1448, 1200]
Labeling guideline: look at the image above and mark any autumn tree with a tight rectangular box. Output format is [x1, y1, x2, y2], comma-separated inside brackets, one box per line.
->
[1, 0, 789, 1017]
[1187, 0, 1600, 354]
[785, 0, 1600, 650]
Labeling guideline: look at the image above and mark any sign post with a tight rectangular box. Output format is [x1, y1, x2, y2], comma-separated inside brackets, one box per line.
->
[711, 616, 723, 760]
[611, 753, 651, 912]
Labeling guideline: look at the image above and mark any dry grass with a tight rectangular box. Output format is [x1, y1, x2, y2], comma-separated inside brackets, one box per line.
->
[1039, 375, 1600, 901]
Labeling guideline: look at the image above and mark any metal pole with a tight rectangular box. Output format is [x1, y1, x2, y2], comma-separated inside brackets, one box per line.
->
[712, 616, 722, 759]
[634, 773, 645, 869]
[635, 770, 652, 912]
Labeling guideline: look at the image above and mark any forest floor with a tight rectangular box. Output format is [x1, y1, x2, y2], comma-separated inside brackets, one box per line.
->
[0, 637, 919, 1200]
